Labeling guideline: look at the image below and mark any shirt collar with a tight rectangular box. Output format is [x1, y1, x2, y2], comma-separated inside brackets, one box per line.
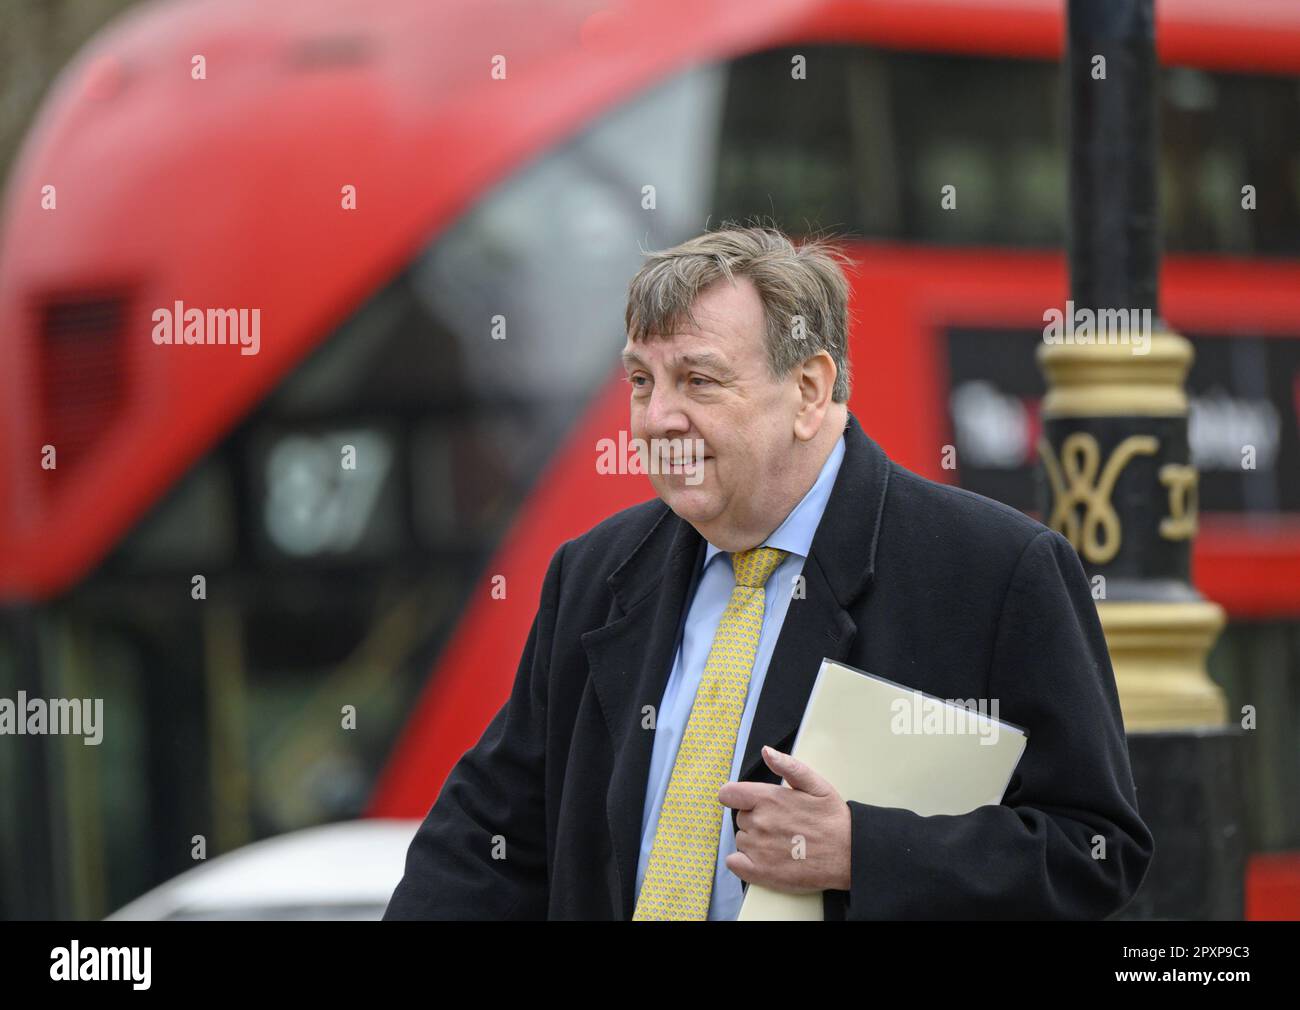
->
[702, 431, 847, 572]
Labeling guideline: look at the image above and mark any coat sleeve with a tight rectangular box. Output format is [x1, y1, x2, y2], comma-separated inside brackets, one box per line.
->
[827, 528, 1154, 920]
[383, 541, 566, 920]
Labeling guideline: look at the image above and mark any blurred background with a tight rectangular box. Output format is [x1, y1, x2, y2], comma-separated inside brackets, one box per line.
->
[0, 0, 1298, 919]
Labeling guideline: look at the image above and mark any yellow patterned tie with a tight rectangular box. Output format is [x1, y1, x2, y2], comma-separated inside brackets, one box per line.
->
[633, 545, 789, 920]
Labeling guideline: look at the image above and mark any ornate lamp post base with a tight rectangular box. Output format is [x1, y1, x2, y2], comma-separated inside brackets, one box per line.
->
[1097, 600, 1227, 731]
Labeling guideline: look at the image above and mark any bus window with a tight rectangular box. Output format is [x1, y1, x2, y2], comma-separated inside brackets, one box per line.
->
[714, 46, 1300, 255]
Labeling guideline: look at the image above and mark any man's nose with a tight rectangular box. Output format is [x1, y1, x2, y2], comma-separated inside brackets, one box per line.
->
[642, 381, 690, 436]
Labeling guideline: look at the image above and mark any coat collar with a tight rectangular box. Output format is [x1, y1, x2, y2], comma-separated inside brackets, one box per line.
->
[580, 409, 891, 917]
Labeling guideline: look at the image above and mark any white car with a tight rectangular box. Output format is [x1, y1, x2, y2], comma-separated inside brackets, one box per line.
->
[107, 819, 420, 921]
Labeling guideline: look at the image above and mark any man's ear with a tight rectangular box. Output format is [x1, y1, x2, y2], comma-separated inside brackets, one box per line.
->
[793, 351, 837, 440]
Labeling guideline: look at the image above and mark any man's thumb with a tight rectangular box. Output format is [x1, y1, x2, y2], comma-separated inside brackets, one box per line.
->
[762, 745, 827, 795]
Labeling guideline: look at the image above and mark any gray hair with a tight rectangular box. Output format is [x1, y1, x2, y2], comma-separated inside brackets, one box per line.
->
[624, 224, 853, 403]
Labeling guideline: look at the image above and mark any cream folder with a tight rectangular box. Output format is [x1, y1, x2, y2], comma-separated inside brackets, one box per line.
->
[737, 658, 1028, 921]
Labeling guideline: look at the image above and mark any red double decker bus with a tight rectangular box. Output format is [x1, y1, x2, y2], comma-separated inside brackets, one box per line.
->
[2, 0, 1298, 918]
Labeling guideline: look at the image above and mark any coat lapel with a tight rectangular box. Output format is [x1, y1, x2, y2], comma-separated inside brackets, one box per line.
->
[582, 505, 703, 919]
[581, 410, 891, 918]
[735, 555, 857, 784]
[738, 411, 891, 783]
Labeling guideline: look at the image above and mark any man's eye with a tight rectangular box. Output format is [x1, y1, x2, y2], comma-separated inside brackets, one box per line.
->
[689, 375, 713, 387]
[628, 375, 648, 389]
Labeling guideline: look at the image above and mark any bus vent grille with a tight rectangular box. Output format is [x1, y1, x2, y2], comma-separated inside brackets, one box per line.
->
[39, 294, 128, 488]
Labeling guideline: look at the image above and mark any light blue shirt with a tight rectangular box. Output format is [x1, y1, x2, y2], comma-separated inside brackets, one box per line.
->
[634, 432, 847, 920]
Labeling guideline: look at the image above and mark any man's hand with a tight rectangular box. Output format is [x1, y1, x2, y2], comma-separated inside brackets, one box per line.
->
[718, 745, 852, 893]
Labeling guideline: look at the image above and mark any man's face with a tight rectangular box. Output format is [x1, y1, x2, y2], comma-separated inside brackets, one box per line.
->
[621, 276, 802, 543]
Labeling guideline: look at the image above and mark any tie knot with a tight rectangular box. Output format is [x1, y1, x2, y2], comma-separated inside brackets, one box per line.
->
[731, 546, 788, 588]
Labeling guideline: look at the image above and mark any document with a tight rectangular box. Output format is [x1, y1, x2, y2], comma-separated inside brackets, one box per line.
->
[737, 658, 1029, 920]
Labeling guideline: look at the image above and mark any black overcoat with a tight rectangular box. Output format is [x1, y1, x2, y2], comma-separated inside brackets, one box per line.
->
[385, 411, 1153, 920]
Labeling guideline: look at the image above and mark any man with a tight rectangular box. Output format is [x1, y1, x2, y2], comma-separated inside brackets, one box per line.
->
[384, 226, 1153, 920]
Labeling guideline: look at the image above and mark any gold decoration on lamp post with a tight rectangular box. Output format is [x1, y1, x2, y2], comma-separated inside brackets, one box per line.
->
[1037, 328, 1226, 730]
